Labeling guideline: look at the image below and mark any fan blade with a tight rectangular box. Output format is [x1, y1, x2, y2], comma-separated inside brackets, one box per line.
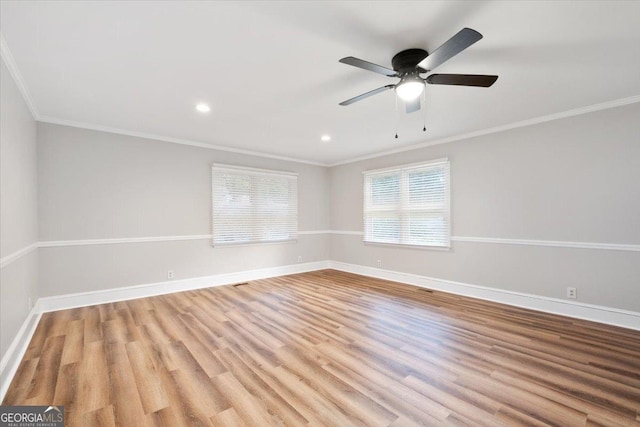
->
[405, 98, 421, 113]
[426, 74, 498, 87]
[417, 28, 483, 72]
[339, 85, 395, 106]
[339, 57, 398, 77]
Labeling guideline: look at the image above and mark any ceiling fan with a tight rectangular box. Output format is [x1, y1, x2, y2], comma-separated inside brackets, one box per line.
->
[338, 28, 498, 114]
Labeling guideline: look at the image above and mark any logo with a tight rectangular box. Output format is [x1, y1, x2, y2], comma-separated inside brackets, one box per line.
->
[0, 405, 64, 427]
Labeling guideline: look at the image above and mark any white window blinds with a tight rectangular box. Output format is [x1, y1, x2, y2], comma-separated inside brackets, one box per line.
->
[363, 158, 450, 248]
[212, 165, 298, 246]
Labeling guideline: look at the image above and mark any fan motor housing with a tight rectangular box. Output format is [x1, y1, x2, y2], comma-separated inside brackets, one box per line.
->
[392, 48, 429, 73]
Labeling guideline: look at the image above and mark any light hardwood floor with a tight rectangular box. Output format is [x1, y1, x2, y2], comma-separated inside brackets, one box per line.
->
[3, 270, 640, 426]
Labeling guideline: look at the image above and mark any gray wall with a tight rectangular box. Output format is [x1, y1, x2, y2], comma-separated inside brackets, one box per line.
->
[37, 123, 330, 296]
[34, 103, 640, 311]
[0, 59, 39, 358]
[330, 103, 640, 312]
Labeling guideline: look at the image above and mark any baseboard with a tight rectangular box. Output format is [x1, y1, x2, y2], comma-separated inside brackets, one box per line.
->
[37, 261, 330, 313]
[0, 308, 42, 402]
[328, 261, 640, 331]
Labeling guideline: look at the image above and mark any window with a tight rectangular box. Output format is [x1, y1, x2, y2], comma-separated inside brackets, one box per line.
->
[363, 158, 450, 248]
[212, 164, 298, 245]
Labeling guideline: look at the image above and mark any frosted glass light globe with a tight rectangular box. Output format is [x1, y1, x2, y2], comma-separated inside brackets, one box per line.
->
[395, 80, 424, 101]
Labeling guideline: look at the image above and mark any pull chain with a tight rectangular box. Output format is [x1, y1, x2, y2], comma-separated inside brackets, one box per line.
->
[422, 89, 427, 132]
[394, 94, 399, 139]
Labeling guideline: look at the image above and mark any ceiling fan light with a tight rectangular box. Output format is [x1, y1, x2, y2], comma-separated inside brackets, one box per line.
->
[396, 80, 424, 101]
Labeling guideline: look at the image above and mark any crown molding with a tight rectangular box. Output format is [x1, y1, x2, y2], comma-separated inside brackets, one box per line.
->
[0, 33, 39, 120]
[41, 95, 640, 168]
[328, 95, 640, 167]
[37, 116, 327, 167]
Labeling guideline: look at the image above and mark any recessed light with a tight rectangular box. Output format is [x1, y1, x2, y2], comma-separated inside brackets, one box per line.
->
[321, 135, 331, 142]
[195, 103, 211, 113]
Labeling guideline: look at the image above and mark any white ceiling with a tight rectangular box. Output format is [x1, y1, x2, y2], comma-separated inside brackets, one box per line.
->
[1, 1, 639, 165]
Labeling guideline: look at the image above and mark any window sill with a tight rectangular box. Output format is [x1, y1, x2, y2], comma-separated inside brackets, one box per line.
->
[363, 240, 452, 251]
[213, 238, 298, 248]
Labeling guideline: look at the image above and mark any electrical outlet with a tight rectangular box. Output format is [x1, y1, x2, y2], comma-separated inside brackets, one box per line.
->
[376, 260, 382, 268]
[566, 287, 577, 299]
[167, 270, 174, 279]
[297, 255, 303, 262]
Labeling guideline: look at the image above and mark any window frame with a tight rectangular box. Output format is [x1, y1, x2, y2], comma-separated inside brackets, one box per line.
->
[211, 164, 298, 247]
[362, 158, 451, 249]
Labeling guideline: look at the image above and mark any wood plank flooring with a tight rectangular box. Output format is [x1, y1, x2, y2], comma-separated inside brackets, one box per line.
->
[3, 270, 640, 426]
